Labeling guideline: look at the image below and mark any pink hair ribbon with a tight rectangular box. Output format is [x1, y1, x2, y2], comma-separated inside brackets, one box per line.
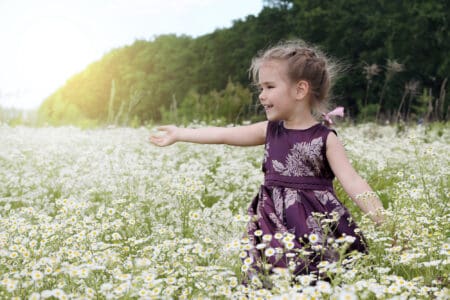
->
[322, 106, 344, 125]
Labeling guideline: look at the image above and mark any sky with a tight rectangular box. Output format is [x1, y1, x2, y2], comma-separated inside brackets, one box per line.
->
[0, 0, 264, 110]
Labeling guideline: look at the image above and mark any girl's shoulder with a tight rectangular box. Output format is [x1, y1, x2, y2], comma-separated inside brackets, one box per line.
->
[321, 124, 338, 137]
[316, 124, 338, 148]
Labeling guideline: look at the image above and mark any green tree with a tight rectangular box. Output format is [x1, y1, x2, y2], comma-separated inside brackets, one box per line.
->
[39, 0, 449, 125]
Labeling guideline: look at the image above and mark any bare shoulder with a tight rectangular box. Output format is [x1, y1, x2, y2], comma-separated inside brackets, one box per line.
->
[325, 130, 348, 162]
[325, 130, 340, 148]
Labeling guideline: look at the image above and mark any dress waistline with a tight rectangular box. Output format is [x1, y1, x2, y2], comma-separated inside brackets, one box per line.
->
[264, 173, 333, 190]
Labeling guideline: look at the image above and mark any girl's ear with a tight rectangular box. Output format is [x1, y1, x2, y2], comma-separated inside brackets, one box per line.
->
[295, 80, 310, 100]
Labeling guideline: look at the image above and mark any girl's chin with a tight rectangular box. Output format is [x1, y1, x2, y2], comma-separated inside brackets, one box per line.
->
[265, 114, 281, 121]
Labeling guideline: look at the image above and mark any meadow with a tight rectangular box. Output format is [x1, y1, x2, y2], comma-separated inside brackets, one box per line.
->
[0, 123, 448, 299]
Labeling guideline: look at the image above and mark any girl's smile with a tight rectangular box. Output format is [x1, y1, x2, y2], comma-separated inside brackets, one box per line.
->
[262, 104, 274, 111]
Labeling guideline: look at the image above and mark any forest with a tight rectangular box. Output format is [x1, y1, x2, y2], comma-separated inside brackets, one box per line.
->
[37, 0, 449, 126]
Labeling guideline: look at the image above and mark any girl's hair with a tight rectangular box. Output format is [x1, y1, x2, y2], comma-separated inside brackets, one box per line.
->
[249, 40, 338, 115]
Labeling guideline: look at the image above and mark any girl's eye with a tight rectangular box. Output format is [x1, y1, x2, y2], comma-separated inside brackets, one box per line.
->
[257, 84, 274, 92]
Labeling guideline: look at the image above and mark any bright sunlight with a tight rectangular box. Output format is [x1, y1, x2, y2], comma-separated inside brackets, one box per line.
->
[15, 17, 96, 96]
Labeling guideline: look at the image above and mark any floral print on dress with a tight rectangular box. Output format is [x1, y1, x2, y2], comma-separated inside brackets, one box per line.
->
[269, 212, 286, 232]
[314, 190, 346, 217]
[273, 187, 301, 219]
[263, 142, 270, 164]
[284, 188, 300, 210]
[272, 137, 324, 177]
[273, 187, 284, 219]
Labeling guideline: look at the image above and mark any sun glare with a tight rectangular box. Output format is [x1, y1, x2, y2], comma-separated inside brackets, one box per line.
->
[16, 17, 96, 92]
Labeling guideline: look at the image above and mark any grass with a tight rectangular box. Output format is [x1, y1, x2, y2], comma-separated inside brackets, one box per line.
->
[0, 122, 448, 299]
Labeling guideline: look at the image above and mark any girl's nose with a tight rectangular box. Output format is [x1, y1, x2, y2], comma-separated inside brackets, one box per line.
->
[259, 90, 265, 101]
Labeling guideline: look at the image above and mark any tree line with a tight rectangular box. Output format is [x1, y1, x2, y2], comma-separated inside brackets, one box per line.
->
[38, 0, 449, 126]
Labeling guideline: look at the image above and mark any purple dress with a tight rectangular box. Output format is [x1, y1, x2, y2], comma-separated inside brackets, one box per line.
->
[245, 121, 367, 277]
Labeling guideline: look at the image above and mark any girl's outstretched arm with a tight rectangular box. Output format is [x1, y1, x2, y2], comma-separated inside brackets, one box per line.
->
[149, 121, 267, 147]
[326, 132, 384, 225]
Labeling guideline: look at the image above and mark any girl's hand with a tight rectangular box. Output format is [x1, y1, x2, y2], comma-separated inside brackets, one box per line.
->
[371, 211, 384, 227]
[149, 125, 179, 147]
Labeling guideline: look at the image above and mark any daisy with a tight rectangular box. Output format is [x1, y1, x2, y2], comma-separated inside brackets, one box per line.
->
[308, 233, 319, 244]
[264, 247, 275, 257]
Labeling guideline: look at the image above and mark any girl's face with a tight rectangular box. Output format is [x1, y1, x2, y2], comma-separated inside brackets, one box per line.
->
[258, 60, 300, 121]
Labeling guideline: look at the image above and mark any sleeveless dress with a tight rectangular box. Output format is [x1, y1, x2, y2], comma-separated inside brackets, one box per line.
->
[245, 121, 367, 278]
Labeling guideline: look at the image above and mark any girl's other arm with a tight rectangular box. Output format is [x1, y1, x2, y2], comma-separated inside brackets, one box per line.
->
[149, 121, 267, 147]
[326, 132, 384, 224]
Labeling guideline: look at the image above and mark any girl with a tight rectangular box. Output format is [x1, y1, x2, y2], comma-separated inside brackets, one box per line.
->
[149, 40, 384, 280]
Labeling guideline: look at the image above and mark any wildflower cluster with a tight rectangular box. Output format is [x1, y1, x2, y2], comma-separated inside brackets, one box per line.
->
[0, 123, 448, 299]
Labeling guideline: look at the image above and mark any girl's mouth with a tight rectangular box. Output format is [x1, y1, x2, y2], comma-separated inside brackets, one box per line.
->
[263, 104, 274, 111]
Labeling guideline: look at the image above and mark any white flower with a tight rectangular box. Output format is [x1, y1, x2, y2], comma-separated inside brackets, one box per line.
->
[4, 279, 18, 292]
[112, 232, 122, 240]
[52, 289, 67, 300]
[274, 232, 283, 240]
[256, 243, 266, 250]
[251, 276, 262, 287]
[345, 235, 356, 244]
[339, 289, 358, 300]
[262, 234, 272, 242]
[100, 283, 113, 292]
[189, 211, 200, 220]
[318, 261, 329, 269]
[79, 268, 89, 278]
[285, 241, 294, 249]
[151, 287, 161, 296]
[31, 270, 44, 281]
[264, 247, 275, 257]
[41, 290, 53, 299]
[387, 284, 400, 294]
[308, 233, 319, 244]
[166, 277, 177, 285]
[297, 275, 313, 286]
[254, 230, 263, 237]
[317, 280, 332, 294]
[28, 292, 41, 300]
[244, 257, 253, 265]
[239, 251, 248, 258]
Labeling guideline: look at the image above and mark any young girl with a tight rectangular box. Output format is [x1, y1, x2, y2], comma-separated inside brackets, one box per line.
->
[149, 40, 384, 280]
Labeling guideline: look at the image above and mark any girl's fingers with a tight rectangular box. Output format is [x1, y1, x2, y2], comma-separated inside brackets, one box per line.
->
[149, 125, 176, 146]
[149, 135, 163, 143]
[149, 134, 171, 147]
[150, 127, 170, 139]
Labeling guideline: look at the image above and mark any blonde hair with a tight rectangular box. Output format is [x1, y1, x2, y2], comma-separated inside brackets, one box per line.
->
[249, 40, 338, 115]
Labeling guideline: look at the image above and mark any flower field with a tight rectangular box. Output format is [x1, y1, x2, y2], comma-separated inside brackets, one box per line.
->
[0, 123, 449, 299]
